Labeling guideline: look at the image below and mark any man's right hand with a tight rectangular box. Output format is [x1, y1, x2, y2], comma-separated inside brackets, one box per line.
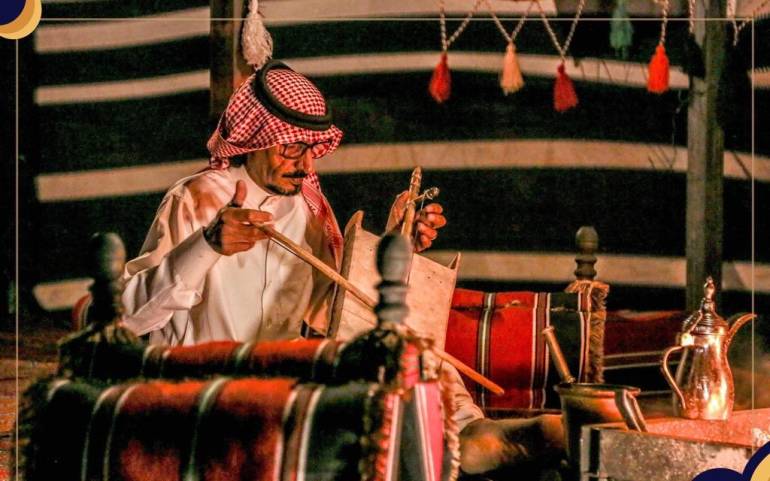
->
[203, 180, 273, 256]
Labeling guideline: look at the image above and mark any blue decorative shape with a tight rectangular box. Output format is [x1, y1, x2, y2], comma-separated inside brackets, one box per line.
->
[693, 468, 744, 481]
[0, 0, 26, 26]
[692, 442, 770, 481]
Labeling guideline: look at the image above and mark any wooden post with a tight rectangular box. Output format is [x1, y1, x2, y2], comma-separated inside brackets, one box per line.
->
[574, 226, 599, 281]
[86, 232, 126, 327]
[375, 233, 411, 328]
[686, 0, 727, 310]
[210, 0, 251, 122]
[58, 232, 140, 379]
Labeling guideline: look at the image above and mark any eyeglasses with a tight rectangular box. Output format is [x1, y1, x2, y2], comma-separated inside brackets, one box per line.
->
[279, 140, 333, 160]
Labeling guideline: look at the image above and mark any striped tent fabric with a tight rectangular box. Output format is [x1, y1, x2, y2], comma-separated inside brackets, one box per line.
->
[16, 0, 770, 319]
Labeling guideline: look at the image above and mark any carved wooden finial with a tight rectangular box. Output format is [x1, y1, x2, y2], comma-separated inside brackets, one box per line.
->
[58, 232, 139, 379]
[87, 232, 126, 326]
[375, 233, 411, 328]
[574, 226, 599, 281]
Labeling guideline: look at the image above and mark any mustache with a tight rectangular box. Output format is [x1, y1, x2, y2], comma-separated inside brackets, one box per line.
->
[283, 171, 308, 179]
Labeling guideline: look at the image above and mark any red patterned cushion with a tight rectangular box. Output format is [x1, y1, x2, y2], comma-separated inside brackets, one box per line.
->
[446, 289, 595, 410]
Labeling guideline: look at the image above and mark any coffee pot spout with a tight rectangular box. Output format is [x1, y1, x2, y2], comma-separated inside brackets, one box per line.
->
[724, 313, 756, 351]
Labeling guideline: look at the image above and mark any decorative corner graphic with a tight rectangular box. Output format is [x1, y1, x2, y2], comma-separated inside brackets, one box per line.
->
[0, 0, 42, 40]
[694, 442, 770, 481]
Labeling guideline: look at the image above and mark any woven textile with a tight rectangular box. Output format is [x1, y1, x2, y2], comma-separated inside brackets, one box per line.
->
[206, 69, 343, 165]
[22, 377, 450, 481]
[61, 338, 341, 383]
[47, 325, 458, 481]
[21, 379, 381, 481]
[602, 310, 686, 391]
[445, 289, 595, 410]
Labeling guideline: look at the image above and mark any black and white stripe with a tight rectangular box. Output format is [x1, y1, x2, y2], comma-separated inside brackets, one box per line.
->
[21, 1, 770, 316]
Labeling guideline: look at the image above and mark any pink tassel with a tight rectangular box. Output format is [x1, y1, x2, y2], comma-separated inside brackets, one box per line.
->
[500, 43, 525, 95]
[429, 52, 451, 103]
[554, 63, 578, 112]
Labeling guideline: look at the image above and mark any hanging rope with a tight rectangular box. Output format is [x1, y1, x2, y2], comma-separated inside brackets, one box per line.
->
[536, 0, 586, 111]
[535, 0, 585, 61]
[488, 0, 535, 45]
[487, 0, 537, 94]
[430, 0, 485, 103]
[688, 0, 696, 33]
[439, 0, 485, 51]
[729, 0, 770, 45]
[647, 0, 670, 94]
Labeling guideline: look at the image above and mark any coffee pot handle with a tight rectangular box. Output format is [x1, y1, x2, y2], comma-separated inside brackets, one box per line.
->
[616, 390, 648, 432]
[661, 345, 687, 410]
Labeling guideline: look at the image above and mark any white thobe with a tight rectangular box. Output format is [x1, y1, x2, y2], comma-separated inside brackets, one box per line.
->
[121, 165, 335, 345]
[120, 165, 483, 427]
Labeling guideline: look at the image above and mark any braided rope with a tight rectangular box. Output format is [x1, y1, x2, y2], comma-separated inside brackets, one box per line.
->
[487, 0, 536, 44]
[536, 0, 586, 61]
[731, 0, 769, 45]
[359, 384, 384, 481]
[439, 0, 485, 51]
[657, 0, 669, 45]
[688, 0, 696, 33]
[439, 368, 461, 481]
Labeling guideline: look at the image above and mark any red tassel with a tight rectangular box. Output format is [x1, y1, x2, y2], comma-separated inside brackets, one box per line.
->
[553, 63, 578, 112]
[429, 52, 451, 103]
[647, 44, 670, 94]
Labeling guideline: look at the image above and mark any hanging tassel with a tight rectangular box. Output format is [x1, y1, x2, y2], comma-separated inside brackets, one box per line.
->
[241, 0, 273, 69]
[683, 33, 706, 78]
[554, 63, 578, 112]
[717, 36, 751, 131]
[500, 42, 525, 95]
[609, 0, 634, 59]
[429, 52, 452, 103]
[647, 44, 670, 94]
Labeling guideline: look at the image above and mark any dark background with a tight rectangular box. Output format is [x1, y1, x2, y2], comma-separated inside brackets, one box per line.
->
[3, 1, 769, 329]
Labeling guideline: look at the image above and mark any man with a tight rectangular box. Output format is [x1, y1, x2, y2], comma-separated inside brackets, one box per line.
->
[121, 61, 445, 346]
[121, 60, 562, 477]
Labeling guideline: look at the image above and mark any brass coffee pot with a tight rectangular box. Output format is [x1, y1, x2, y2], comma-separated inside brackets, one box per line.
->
[661, 277, 755, 420]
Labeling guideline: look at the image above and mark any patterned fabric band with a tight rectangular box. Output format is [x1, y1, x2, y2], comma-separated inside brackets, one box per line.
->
[207, 61, 343, 165]
[206, 61, 344, 264]
[446, 288, 595, 409]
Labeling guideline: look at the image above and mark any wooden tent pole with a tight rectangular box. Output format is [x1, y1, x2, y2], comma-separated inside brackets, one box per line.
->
[686, 0, 727, 310]
[210, 0, 251, 122]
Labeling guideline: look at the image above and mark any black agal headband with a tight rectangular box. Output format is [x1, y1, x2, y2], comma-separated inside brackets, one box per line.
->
[251, 60, 333, 132]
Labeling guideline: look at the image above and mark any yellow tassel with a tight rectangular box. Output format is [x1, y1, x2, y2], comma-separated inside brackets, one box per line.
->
[500, 42, 525, 95]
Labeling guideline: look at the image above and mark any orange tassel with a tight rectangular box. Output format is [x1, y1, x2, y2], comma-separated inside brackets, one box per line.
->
[500, 43, 525, 95]
[429, 52, 451, 103]
[647, 44, 670, 94]
[553, 63, 578, 112]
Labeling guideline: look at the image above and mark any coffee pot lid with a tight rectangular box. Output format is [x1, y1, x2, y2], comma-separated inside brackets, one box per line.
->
[683, 277, 727, 334]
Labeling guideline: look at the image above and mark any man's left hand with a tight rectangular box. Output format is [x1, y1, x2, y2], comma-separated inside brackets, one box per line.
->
[386, 191, 447, 252]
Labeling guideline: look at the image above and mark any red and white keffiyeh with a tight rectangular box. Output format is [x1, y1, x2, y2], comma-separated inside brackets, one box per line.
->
[207, 65, 344, 266]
